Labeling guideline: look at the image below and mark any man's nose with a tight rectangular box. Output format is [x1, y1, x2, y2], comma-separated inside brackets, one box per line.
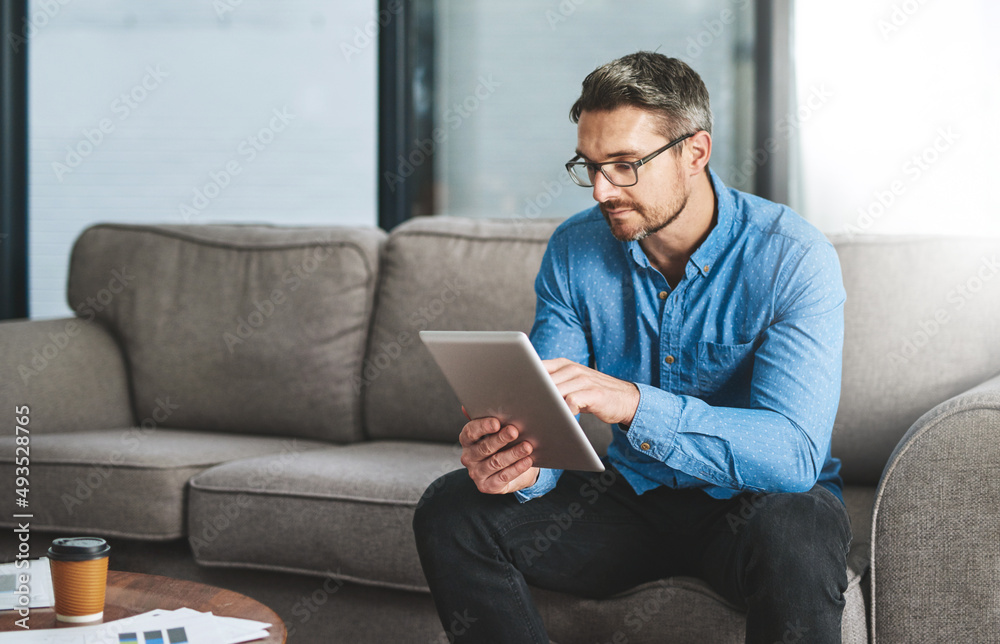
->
[591, 170, 620, 203]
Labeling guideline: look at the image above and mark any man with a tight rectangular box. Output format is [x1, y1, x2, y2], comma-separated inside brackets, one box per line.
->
[413, 52, 851, 644]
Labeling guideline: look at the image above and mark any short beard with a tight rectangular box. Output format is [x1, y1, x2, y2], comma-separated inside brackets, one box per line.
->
[601, 191, 689, 242]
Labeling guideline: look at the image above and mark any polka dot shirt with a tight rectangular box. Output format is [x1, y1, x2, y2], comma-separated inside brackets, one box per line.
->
[516, 169, 846, 504]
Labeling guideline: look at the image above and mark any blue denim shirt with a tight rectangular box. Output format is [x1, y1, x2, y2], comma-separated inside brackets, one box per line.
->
[517, 169, 846, 503]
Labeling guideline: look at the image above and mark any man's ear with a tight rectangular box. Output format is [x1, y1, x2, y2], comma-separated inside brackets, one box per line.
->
[684, 130, 712, 176]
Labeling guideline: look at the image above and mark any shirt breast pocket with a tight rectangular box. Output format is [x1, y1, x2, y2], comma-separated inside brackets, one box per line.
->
[696, 340, 756, 403]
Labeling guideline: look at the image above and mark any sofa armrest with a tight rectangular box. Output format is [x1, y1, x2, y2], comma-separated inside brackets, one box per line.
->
[0, 317, 134, 433]
[870, 371, 1000, 643]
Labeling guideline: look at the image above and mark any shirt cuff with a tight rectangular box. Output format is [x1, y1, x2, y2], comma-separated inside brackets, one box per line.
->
[626, 382, 683, 462]
[513, 468, 563, 503]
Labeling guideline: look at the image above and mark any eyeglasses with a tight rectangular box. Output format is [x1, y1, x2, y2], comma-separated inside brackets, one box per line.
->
[565, 132, 696, 188]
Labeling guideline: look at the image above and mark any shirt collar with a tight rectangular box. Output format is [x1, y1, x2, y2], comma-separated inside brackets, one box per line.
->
[624, 167, 735, 279]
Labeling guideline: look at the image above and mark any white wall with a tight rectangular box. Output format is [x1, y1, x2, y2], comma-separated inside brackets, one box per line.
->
[29, 0, 377, 319]
[794, 0, 1000, 237]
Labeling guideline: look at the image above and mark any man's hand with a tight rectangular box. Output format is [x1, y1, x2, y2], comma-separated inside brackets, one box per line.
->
[544, 358, 641, 427]
[459, 414, 540, 495]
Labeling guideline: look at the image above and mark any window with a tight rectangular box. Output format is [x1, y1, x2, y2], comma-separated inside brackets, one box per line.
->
[430, 0, 756, 221]
[28, 0, 376, 319]
[17, 1, 765, 318]
[793, 0, 999, 236]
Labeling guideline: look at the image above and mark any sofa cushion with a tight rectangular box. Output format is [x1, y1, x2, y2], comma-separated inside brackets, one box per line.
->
[361, 216, 562, 442]
[0, 428, 329, 539]
[67, 224, 385, 443]
[831, 236, 1000, 483]
[187, 441, 464, 590]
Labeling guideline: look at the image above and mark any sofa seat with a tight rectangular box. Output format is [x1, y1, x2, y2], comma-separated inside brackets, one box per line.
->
[535, 557, 869, 644]
[187, 440, 465, 590]
[0, 428, 329, 539]
[189, 438, 873, 642]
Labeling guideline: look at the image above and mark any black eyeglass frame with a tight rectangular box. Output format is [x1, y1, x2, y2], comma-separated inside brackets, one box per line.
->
[565, 132, 696, 188]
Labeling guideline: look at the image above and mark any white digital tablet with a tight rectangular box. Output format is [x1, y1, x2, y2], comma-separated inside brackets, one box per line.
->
[420, 330, 605, 472]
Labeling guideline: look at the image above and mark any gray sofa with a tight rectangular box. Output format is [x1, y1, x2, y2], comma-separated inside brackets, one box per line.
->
[2, 216, 1000, 643]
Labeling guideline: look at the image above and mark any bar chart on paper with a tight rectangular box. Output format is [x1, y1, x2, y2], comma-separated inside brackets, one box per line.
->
[1, 571, 278, 643]
[118, 628, 188, 644]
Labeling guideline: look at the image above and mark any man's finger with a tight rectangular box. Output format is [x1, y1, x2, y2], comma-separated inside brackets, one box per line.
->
[550, 368, 583, 393]
[541, 357, 571, 374]
[485, 433, 530, 469]
[545, 361, 586, 388]
[474, 425, 519, 460]
[480, 451, 535, 493]
[470, 436, 531, 484]
[562, 389, 590, 416]
[459, 417, 501, 446]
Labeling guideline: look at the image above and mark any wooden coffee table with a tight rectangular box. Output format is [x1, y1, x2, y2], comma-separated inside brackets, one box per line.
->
[0, 570, 286, 643]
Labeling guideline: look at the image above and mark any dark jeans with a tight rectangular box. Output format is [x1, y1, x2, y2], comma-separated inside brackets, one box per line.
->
[413, 466, 851, 644]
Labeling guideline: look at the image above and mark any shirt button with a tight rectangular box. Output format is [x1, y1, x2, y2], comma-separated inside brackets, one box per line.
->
[658, 291, 668, 300]
[664, 355, 675, 365]
[703, 264, 710, 272]
[640, 442, 651, 451]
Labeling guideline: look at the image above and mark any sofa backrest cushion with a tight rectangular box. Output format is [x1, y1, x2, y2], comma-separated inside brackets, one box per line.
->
[68, 224, 384, 443]
[831, 236, 1000, 484]
[363, 216, 561, 442]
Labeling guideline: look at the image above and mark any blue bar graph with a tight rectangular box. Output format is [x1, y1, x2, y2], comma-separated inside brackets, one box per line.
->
[117, 625, 189, 643]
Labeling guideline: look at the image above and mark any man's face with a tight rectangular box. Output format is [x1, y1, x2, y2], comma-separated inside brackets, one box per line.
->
[576, 106, 690, 242]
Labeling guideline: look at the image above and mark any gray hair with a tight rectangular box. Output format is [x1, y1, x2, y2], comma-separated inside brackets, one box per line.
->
[570, 52, 713, 148]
